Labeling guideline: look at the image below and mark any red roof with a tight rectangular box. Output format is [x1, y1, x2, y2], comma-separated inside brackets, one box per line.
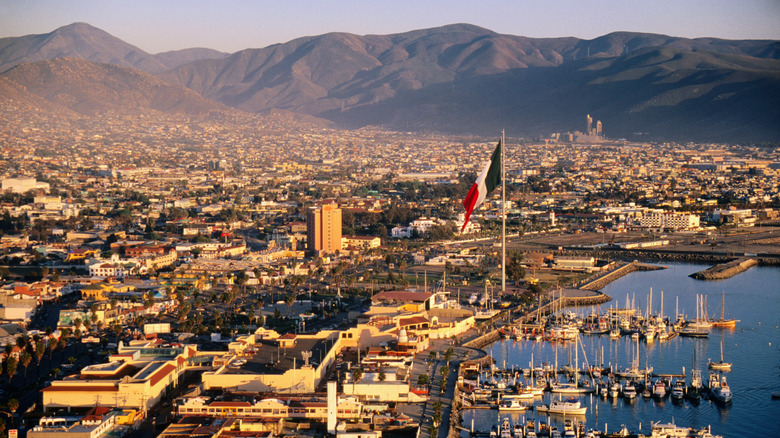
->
[372, 291, 432, 303]
[149, 363, 176, 386]
[42, 385, 118, 392]
[210, 401, 252, 407]
[399, 316, 430, 326]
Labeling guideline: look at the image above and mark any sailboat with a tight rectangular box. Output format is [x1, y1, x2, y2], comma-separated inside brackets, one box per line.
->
[687, 345, 703, 400]
[615, 335, 652, 379]
[708, 332, 732, 371]
[679, 294, 710, 337]
[550, 335, 596, 394]
[711, 290, 737, 328]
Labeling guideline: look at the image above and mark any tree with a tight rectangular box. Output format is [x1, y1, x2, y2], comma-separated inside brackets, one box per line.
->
[20, 351, 32, 379]
[7, 399, 18, 416]
[506, 250, 526, 283]
[440, 365, 449, 378]
[5, 356, 17, 381]
[351, 368, 363, 383]
[35, 342, 45, 365]
[52, 367, 61, 378]
[378, 369, 386, 382]
[417, 374, 430, 386]
[283, 294, 296, 318]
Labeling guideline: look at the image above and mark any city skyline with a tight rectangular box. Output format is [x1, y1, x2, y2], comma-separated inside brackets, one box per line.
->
[1, 0, 778, 54]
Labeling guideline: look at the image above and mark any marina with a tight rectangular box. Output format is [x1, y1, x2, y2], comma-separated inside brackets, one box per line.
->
[459, 263, 780, 437]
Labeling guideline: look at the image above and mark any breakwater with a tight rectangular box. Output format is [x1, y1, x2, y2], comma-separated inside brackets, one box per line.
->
[577, 261, 665, 291]
[462, 330, 501, 350]
[690, 257, 758, 280]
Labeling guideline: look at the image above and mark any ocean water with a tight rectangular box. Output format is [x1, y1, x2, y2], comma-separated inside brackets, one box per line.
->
[462, 263, 780, 436]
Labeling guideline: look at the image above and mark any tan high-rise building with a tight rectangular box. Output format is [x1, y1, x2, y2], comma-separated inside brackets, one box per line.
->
[307, 204, 342, 255]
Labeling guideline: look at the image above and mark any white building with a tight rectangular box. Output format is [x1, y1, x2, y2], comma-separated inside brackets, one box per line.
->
[639, 212, 700, 230]
[1, 177, 50, 194]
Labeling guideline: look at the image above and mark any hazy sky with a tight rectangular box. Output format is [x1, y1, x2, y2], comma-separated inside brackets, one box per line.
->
[1, 0, 779, 54]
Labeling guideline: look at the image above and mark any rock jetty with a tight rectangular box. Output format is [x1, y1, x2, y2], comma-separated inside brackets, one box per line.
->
[690, 257, 758, 280]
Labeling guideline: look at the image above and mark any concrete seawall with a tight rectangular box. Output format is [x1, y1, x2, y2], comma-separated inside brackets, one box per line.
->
[578, 261, 665, 291]
[690, 257, 758, 280]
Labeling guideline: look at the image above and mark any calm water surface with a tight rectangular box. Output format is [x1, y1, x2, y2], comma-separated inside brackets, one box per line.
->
[462, 263, 780, 436]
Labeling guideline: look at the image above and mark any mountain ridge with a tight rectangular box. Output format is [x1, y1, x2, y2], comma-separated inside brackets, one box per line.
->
[1, 23, 778, 141]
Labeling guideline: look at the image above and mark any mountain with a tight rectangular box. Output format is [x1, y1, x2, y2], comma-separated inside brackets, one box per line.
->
[0, 22, 228, 74]
[158, 24, 780, 141]
[2, 23, 779, 141]
[154, 48, 229, 69]
[0, 57, 238, 117]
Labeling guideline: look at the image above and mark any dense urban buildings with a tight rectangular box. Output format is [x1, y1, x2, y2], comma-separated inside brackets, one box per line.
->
[0, 102, 778, 438]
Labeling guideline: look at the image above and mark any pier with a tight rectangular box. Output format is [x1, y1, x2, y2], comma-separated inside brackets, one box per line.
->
[690, 257, 758, 280]
[578, 261, 665, 291]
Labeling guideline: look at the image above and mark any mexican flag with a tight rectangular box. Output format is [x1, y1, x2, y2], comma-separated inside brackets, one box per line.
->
[461, 140, 501, 231]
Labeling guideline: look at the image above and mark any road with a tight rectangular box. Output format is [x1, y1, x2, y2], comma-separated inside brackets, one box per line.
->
[398, 331, 488, 438]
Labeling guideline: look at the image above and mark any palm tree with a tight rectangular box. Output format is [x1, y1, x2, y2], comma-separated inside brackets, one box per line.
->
[48, 339, 57, 361]
[5, 356, 17, 386]
[351, 368, 363, 393]
[20, 351, 32, 380]
[35, 342, 45, 378]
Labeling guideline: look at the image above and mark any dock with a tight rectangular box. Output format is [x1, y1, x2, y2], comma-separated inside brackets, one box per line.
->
[690, 257, 757, 280]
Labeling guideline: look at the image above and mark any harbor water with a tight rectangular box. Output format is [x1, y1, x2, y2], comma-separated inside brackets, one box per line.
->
[461, 263, 780, 436]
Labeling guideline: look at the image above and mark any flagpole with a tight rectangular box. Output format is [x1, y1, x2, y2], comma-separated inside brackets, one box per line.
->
[501, 129, 506, 294]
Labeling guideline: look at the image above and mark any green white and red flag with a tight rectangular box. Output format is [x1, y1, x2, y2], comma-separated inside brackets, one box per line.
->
[461, 140, 501, 231]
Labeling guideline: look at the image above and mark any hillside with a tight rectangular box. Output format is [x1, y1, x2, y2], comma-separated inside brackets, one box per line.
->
[0, 57, 239, 117]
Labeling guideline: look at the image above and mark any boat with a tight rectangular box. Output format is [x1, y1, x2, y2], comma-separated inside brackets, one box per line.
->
[609, 328, 621, 339]
[536, 398, 587, 415]
[687, 346, 703, 400]
[499, 417, 512, 438]
[550, 380, 596, 394]
[711, 290, 737, 328]
[680, 294, 711, 337]
[525, 420, 538, 438]
[550, 335, 596, 394]
[609, 381, 621, 398]
[652, 379, 667, 398]
[649, 421, 691, 438]
[671, 379, 686, 399]
[622, 381, 637, 399]
[708, 331, 732, 371]
[598, 381, 608, 397]
[604, 425, 638, 437]
[497, 399, 529, 411]
[709, 373, 733, 402]
[615, 337, 653, 379]
[563, 420, 577, 438]
[678, 324, 709, 338]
